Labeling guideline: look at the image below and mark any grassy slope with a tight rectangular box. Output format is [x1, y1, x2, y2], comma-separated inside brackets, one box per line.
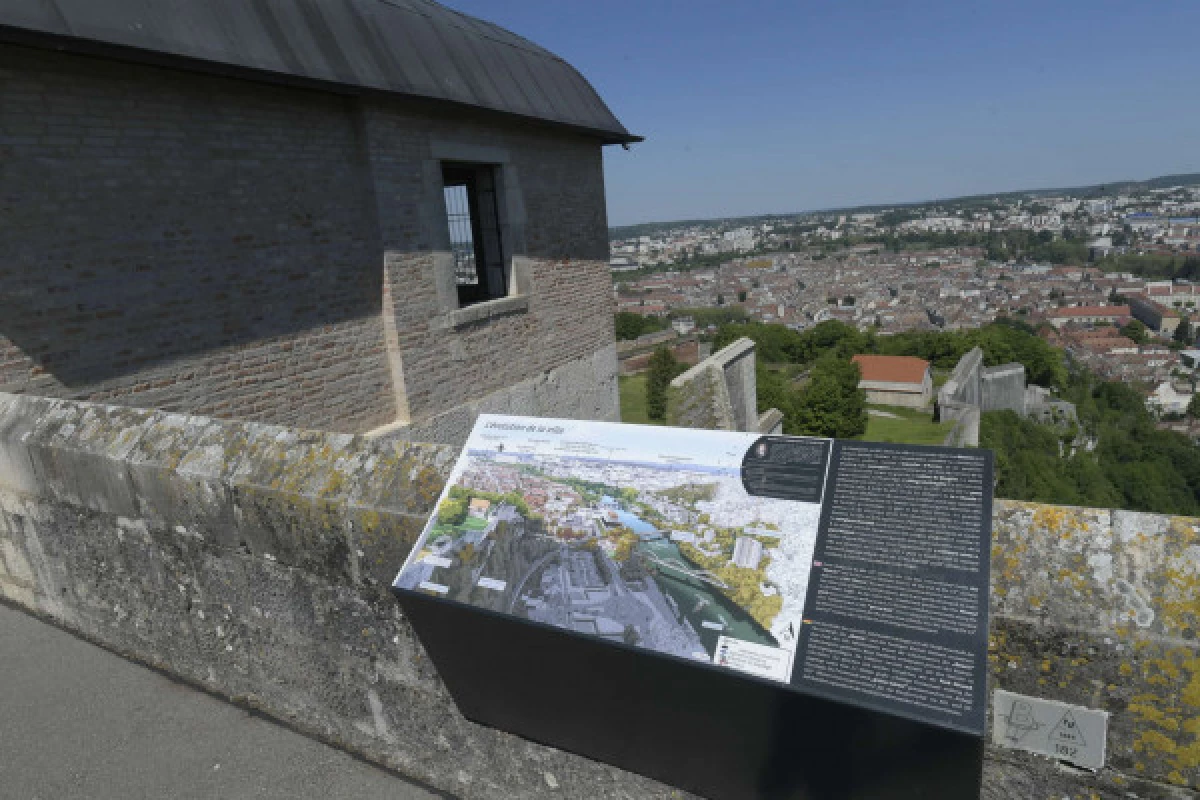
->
[618, 374, 657, 425]
[620, 373, 951, 444]
[862, 404, 954, 445]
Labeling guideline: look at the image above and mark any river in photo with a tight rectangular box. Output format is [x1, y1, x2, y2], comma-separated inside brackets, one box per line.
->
[603, 499, 778, 656]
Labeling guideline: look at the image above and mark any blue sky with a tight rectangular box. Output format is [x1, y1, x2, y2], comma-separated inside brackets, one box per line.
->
[443, 1, 1200, 227]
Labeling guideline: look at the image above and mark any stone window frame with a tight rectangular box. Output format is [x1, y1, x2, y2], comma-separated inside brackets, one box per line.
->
[426, 141, 531, 330]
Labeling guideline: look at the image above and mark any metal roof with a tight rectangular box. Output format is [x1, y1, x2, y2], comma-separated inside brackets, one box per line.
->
[0, 0, 640, 144]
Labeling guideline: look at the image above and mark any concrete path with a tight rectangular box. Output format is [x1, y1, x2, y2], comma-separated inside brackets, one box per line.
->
[0, 603, 445, 800]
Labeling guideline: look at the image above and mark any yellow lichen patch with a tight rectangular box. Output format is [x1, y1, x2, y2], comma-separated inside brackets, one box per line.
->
[1135, 729, 1177, 755]
[1151, 519, 1200, 637]
[1126, 651, 1200, 785]
[1032, 505, 1088, 539]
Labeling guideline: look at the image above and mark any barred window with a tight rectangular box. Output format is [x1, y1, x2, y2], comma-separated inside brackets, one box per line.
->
[442, 163, 506, 307]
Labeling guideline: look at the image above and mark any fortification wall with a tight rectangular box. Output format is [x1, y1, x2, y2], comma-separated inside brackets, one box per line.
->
[667, 338, 757, 432]
[939, 346, 985, 409]
[1, 393, 1196, 798]
[940, 401, 981, 448]
[939, 349, 1033, 446]
[981, 364, 1027, 415]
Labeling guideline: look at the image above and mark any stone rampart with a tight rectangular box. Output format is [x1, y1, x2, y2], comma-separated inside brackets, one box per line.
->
[940, 346, 985, 409]
[667, 338, 760, 433]
[938, 348, 1030, 445]
[981, 364, 1027, 415]
[0, 393, 1196, 798]
[940, 401, 982, 448]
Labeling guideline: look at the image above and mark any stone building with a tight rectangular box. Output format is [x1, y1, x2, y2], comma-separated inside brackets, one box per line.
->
[850, 354, 932, 408]
[0, 0, 639, 444]
[1045, 304, 1131, 329]
[1129, 294, 1182, 335]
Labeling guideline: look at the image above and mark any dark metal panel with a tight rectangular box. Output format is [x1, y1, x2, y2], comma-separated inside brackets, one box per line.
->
[293, 0, 362, 86]
[0, 0, 68, 33]
[495, 45, 558, 124]
[560, 65, 625, 131]
[353, 0, 440, 96]
[257, 0, 342, 83]
[317, 1, 394, 88]
[243, 0, 310, 77]
[529, 48, 597, 128]
[532, 52, 599, 127]
[431, 21, 506, 113]
[162, 2, 239, 67]
[205, 0, 284, 74]
[0, 0, 638, 142]
[458, 23, 537, 118]
[397, 8, 475, 105]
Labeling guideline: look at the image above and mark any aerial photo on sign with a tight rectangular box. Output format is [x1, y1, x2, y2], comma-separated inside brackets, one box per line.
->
[394, 415, 830, 683]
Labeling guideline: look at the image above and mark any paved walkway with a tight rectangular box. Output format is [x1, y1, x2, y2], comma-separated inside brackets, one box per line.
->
[0, 603, 444, 800]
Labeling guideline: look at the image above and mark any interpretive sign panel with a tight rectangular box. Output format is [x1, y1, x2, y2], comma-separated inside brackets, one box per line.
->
[393, 415, 992, 735]
[395, 417, 829, 684]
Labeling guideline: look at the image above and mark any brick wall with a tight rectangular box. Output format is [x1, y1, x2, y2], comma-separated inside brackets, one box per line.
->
[0, 45, 395, 432]
[1, 44, 619, 437]
[362, 105, 617, 424]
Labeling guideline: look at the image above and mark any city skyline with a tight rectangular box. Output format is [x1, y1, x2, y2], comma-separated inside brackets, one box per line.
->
[443, 0, 1200, 227]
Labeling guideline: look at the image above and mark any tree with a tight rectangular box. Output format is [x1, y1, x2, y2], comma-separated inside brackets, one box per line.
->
[1174, 315, 1193, 346]
[645, 346, 682, 422]
[1120, 319, 1148, 344]
[614, 311, 667, 341]
[437, 496, 468, 526]
[1189, 392, 1200, 420]
[789, 357, 867, 438]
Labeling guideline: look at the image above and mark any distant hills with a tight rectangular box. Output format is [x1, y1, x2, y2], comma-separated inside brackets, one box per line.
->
[610, 172, 1200, 239]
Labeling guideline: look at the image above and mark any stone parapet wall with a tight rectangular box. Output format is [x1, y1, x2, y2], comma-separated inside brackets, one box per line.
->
[0, 392, 670, 799]
[989, 503, 1199, 795]
[0, 393, 1196, 798]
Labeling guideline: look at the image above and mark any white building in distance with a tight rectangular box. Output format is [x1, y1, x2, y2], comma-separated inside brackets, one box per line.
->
[731, 536, 763, 570]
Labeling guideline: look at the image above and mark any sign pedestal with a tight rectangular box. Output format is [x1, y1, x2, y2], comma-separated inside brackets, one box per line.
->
[398, 589, 984, 799]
